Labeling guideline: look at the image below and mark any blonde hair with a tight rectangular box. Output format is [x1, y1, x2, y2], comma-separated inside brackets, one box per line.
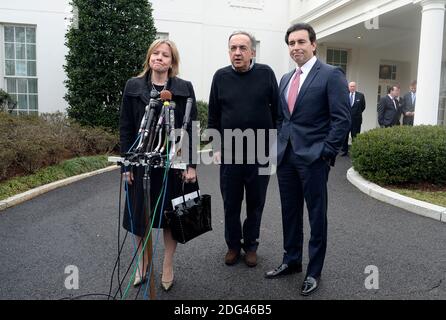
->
[138, 39, 180, 78]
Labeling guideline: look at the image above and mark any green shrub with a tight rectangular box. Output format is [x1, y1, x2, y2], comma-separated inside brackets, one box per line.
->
[64, 0, 156, 130]
[351, 125, 446, 185]
[0, 112, 118, 181]
[0, 155, 111, 200]
[196, 100, 208, 134]
[0, 89, 16, 112]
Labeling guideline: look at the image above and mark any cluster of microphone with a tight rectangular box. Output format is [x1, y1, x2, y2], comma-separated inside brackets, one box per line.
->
[130, 89, 193, 168]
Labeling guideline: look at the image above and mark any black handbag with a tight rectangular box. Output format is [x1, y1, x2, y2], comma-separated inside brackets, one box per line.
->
[165, 182, 212, 244]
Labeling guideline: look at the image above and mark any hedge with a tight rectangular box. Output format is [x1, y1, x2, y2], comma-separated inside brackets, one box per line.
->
[351, 125, 446, 185]
[0, 112, 118, 182]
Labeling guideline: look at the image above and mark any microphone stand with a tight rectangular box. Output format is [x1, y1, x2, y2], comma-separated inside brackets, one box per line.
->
[112, 90, 181, 300]
[142, 157, 156, 300]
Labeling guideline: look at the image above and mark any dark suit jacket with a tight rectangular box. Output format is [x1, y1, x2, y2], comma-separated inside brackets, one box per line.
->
[350, 91, 366, 121]
[276, 59, 351, 166]
[377, 95, 400, 127]
[401, 92, 416, 114]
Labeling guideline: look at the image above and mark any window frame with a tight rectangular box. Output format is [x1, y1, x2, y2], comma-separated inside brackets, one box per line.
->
[326, 47, 348, 74]
[1, 24, 38, 115]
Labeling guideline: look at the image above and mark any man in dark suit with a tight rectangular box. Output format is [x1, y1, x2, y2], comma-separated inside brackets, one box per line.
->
[401, 80, 417, 126]
[377, 85, 401, 128]
[341, 82, 366, 156]
[264, 23, 351, 296]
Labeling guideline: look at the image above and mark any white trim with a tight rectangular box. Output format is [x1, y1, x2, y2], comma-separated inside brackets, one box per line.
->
[300, 0, 415, 40]
[292, 0, 353, 24]
[229, 0, 265, 10]
[347, 168, 446, 223]
[0, 165, 119, 212]
[0, 25, 4, 90]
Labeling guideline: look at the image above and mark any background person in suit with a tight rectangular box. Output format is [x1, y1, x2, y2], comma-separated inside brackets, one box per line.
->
[378, 85, 401, 128]
[401, 80, 417, 126]
[341, 82, 366, 156]
[264, 23, 351, 296]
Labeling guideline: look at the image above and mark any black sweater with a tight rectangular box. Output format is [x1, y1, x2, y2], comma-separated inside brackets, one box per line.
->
[207, 63, 279, 162]
[208, 63, 278, 132]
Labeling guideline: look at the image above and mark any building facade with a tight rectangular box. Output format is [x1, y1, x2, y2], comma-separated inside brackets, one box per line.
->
[0, 0, 69, 114]
[1, 0, 445, 130]
[291, 0, 446, 130]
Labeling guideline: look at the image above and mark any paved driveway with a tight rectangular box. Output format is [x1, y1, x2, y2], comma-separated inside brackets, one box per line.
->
[0, 157, 445, 300]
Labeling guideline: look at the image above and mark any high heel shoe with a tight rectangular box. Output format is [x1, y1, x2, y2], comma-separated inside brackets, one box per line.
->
[161, 273, 174, 292]
[133, 268, 147, 287]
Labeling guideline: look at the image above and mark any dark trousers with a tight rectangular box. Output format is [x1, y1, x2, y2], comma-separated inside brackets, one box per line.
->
[403, 116, 414, 126]
[277, 144, 330, 278]
[220, 164, 270, 252]
[342, 118, 362, 153]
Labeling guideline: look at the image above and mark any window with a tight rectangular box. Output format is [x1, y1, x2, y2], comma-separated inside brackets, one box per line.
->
[253, 40, 260, 63]
[379, 64, 397, 80]
[326, 48, 348, 73]
[3, 25, 38, 115]
[156, 32, 169, 40]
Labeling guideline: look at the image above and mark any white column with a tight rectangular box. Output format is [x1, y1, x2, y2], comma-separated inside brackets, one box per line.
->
[414, 0, 446, 125]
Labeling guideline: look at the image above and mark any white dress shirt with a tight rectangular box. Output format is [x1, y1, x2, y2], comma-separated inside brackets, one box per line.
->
[350, 92, 356, 107]
[388, 94, 397, 109]
[285, 56, 318, 101]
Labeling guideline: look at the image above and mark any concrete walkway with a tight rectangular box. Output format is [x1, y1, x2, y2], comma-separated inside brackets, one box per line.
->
[0, 157, 445, 300]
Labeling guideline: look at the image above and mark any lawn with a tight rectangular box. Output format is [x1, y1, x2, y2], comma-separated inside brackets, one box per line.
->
[0, 155, 113, 201]
[390, 188, 446, 207]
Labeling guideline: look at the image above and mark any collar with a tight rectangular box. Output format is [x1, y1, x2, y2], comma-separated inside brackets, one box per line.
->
[231, 60, 255, 73]
[296, 56, 317, 75]
[145, 71, 189, 96]
[125, 73, 190, 105]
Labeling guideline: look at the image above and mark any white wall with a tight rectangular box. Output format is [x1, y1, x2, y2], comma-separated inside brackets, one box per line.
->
[318, 38, 419, 132]
[151, 0, 290, 102]
[0, 0, 70, 113]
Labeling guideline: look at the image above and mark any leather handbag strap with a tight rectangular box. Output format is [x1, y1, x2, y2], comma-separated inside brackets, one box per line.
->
[181, 180, 200, 204]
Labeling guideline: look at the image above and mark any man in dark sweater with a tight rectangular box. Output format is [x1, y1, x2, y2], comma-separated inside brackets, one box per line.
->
[208, 31, 279, 268]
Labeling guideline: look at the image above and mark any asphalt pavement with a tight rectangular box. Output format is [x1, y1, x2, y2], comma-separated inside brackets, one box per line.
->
[0, 157, 445, 300]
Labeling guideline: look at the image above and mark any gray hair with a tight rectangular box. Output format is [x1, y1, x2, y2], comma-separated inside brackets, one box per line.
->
[228, 31, 256, 51]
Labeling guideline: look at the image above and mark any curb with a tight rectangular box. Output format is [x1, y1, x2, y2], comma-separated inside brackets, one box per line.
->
[347, 168, 446, 223]
[0, 165, 120, 212]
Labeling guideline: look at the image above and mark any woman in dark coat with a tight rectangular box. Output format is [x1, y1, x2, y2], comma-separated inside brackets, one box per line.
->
[119, 39, 197, 291]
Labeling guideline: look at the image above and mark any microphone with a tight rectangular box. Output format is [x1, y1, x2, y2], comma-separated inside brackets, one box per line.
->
[182, 98, 193, 129]
[150, 89, 160, 99]
[168, 101, 176, 162]
[169, 101, 176, 135]
[160, 90, 172, 103]
[177, 97, 193, 161]
[160, 90, 172, 131]
[138, 105, 150, 135]
[137, 98, 157, 153]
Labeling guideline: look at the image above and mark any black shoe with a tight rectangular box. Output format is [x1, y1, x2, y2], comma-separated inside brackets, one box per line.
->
[301, 276, 320, 296]
[264, 263, 302, 279]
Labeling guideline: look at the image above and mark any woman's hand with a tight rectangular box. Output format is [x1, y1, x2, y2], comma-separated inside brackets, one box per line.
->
[123, 171, 134, 186]
[182, 167, 197, 183]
